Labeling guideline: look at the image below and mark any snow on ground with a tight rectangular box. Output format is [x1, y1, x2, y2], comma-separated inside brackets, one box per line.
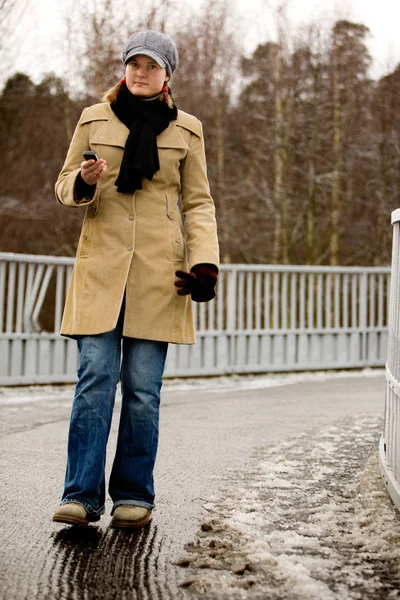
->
[2, 368, 397, 598]
[176, 416, 400, 599]
[0, 367, 385, 405]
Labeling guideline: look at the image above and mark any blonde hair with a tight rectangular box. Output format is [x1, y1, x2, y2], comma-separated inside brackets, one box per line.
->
[101, 81, 174, 109]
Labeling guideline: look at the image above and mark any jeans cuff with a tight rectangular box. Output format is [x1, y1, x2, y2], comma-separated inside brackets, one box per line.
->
[61, 499, 105, 517]
[111, 499, 154, 514]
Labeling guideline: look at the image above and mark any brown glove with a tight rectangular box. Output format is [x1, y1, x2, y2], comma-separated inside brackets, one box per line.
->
[174, 264, 218, 302]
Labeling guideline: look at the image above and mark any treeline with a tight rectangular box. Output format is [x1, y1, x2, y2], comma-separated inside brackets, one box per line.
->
[1, 0, 400, 266]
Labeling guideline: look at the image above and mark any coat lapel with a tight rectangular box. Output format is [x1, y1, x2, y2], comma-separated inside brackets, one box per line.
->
[87, 104, 189, 150]
[89, 114, 129, 149]
[157, 123, 189, 149]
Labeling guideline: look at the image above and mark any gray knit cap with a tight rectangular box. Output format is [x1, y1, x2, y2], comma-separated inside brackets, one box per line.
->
[123, 30, 179, 78]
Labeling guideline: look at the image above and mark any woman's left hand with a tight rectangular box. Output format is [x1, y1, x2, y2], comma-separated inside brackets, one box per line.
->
[174, 264, 218, 302]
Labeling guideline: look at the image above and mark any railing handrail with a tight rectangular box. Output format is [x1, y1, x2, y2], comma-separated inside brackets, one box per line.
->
[391, 209, 400, 225]
[0, 252, 391, 274]
[0, 252, 75, 266]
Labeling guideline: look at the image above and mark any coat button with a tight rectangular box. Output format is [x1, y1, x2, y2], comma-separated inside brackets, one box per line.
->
[83, 235, 88, 241]
[127, 244, 133, 251]
[129, 214, 134, 220]
[175, 238, 181, 244]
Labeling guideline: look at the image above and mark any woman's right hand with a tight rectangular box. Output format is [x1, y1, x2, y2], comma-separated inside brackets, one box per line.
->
[81, 158, 107, 185]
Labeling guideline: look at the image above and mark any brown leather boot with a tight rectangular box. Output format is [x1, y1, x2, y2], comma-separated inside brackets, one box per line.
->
[110, 505, 152, 528]
[52, 502, 90, 526]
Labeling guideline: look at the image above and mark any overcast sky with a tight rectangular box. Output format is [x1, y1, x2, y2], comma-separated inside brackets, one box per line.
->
[3, 0, 400, 87]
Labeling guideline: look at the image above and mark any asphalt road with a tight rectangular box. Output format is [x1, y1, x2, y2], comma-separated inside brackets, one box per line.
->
[0, 371, 388, 599]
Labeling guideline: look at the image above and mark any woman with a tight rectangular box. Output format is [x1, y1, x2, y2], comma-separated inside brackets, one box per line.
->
[52, 30, 219, 528]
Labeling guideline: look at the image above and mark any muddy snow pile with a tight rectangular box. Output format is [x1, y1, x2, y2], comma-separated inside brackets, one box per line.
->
[177, 417, 400, 599]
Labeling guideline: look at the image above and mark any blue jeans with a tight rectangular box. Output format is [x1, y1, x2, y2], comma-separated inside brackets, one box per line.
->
[61, 307, 168, 518]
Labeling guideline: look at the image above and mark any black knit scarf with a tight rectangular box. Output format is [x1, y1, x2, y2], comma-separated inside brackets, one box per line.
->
[111, 84, 178, 194]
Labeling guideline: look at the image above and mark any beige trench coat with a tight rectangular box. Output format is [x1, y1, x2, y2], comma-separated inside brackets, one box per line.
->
[55, 102, 219, 344]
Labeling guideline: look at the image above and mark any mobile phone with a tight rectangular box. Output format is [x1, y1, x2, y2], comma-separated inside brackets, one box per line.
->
[83, 151, 99, 161]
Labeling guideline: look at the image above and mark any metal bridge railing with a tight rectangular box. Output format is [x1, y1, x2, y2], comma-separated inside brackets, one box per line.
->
[380, 209, 400, 510]
[0, 252, 391, 385]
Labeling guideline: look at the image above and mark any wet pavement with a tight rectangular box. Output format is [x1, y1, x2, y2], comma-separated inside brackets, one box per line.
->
[0, 371, 393, 599]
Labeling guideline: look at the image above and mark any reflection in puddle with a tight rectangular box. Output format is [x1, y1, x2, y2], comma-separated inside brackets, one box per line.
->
[50, 523, 167, 598]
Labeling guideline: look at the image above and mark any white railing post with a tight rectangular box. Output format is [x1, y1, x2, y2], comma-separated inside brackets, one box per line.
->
[359, 271, 368, 363]
[379, 209, 400, 511]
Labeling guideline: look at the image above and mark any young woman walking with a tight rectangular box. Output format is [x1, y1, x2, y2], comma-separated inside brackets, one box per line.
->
[52, 30, 219, 528]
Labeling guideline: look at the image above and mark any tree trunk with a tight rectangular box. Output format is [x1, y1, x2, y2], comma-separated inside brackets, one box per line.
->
[330, 36, 342, 266]
[272, 42, 286, 264]
[307, 158, 316, 264]
[215, 89, 231, 263]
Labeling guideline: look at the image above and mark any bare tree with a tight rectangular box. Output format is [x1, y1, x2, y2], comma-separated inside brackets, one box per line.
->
[1, 0, 399, 269]
[172, 0, 240, 263]
[66, 0, 186, 101]
[329, 21, 372, 265]
[0, 0, 28, 81]
[373, 67, 400, 265]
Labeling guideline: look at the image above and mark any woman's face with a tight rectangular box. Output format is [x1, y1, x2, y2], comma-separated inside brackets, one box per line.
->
[125, 55, 168, 97]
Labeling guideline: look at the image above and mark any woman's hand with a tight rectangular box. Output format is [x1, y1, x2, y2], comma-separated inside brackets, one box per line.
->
[81, 158, 107, 185]
[175, 264, 218, 302]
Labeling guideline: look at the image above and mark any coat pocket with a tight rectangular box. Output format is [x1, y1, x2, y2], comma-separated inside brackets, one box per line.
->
[90, 189, 100, 217]
[166, 194, 175, 220]
[166, 195, 186, 263]
[77, 218, 94, 258]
